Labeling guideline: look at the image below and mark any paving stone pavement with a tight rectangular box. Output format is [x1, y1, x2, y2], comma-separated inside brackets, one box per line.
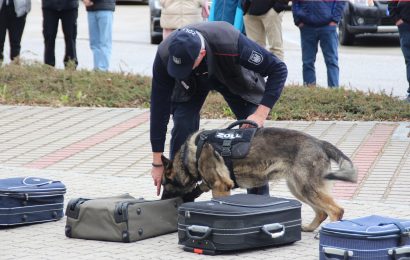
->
[0, 105, 409, 259]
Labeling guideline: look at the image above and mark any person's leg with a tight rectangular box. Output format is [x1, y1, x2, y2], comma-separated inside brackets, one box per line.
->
[94, 10, 113, 71]
[42, 9, 59, 66]
[319, 25, 340, 88]
[170, 83, 209, 160]
[262, 8, 284, 61]
[0, 3, 8, 62]
[243, 14, 266, 48]
[8, 7, 27, 61]
[87, 11, 100, 70]
[215, 84, 270, 196]
[398, 23, 410, 99]
[61, 8, 78, 67]
[300, 25, 318, 86]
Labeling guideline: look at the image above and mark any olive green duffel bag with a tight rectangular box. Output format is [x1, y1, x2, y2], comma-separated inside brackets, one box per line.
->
[65, 194, 182, 242]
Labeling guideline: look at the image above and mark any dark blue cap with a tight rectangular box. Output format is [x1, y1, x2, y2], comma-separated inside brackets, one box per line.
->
[167, 28, 202, 79]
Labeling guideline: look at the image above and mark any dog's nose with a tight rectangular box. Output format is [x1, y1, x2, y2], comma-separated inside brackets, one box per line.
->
[160, 190, 174, 200]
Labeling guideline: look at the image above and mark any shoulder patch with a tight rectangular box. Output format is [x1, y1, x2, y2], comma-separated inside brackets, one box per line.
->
[248, 50, 263, 65]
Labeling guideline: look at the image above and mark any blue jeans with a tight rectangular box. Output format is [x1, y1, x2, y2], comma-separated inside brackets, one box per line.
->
[398, 22, 410, 96]
[87, 11, 113, 71]
[170, 76, 269, 196]
[300, 25, 339, 87]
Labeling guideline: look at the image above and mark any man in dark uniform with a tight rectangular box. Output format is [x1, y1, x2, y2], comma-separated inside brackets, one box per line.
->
[150, 21, 288, 196]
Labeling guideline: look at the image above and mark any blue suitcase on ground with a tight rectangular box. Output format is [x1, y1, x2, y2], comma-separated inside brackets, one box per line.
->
[0, 177, 66, 226]
[319, 215, 410, 260]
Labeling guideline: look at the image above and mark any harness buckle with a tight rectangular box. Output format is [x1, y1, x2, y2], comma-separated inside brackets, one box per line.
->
[221, 140, 232, 157]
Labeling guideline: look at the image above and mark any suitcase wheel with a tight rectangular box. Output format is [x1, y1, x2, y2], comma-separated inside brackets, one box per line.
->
[65, 226, 72, 237]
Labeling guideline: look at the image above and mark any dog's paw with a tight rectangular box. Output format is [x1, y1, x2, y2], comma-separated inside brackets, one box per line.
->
[302, 224, 316, 232]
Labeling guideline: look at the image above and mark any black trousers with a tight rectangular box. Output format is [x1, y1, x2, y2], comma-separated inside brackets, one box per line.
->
[0, 1, 27, 61]
[42, 8, 78, 67]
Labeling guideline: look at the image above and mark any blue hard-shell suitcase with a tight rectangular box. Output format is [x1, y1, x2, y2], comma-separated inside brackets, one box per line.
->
[319, 215, 410, 259]
[0, 177, 66, 226]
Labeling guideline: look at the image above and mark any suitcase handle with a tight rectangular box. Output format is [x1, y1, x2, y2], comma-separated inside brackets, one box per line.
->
[186, 225, 212, 240]
[261, 223, 285, 239]
[323, 247, 353, 260]
[226, 120, 258, 129]
[388, 246, 410, 260]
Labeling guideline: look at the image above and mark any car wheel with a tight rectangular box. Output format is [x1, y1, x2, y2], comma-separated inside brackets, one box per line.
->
[338, 19, 355, 46]
[151, 35, 162, 45]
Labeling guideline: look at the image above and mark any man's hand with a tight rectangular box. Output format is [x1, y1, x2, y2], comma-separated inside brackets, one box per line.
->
[202, 0, 210, 19]
[243, 105, 271, 128]
[82, 0, 93, 7]
[298, 22, 304, 28]
[396, 19, 404, 26]
[151, 166, 163, 196]
[151, 152, 163, 196]
[329, 21, 337, 26]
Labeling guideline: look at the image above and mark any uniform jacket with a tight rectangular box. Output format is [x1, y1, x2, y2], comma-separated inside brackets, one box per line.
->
[41, 0, 78, 11]
[85, 0, 115, 12]
[388, 1, 410, 24]
[292, 0, 346, 26]
[160, 0, 204, 29]
[0, 0, 31, 17]
[150, 21, 287, 152]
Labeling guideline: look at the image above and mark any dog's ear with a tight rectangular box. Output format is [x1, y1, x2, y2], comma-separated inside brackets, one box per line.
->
[161, 155, 172, 169]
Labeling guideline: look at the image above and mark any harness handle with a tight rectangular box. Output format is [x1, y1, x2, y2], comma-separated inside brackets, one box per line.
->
[226, 120, 258, 129]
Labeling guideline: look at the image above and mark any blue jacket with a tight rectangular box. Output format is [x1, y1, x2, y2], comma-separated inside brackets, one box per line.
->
[292, 0, 346, 27]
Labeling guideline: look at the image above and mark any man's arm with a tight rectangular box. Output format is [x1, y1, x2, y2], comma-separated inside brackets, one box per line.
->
[150, 52, 174, 195]
[237, 34, 288, 126]
[388, 0, 400, 24]
[332, 0, 347, 24]
[291, 0, 302, 26]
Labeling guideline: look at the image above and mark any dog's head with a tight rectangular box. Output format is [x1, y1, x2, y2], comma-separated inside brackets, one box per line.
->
[160, 154, 198, 201]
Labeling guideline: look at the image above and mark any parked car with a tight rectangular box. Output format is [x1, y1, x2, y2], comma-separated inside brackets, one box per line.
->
[339, 0, 398, 45]
[149, 0, 163, 44]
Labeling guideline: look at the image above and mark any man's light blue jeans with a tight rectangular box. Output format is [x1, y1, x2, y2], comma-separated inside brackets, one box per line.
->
[87, 11, 113, 71]
[300, 25, 340, 87]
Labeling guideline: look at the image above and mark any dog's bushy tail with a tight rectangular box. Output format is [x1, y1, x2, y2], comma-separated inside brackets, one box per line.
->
[322, 141, 358, 183]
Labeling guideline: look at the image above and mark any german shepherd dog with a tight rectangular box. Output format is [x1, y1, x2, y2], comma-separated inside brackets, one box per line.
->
[161, 126, 358, 232]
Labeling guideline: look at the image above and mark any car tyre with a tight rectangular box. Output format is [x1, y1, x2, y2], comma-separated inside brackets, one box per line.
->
[151, 34, 162, 45]
[339, 19, 355, 46]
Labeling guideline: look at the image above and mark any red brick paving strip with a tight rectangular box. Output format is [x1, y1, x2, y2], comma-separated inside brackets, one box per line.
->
[333, 124, 397, 200]
[24, 112, 150, 169]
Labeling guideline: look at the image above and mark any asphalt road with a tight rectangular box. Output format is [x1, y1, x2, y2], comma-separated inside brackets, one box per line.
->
[2, 1, 408, 98]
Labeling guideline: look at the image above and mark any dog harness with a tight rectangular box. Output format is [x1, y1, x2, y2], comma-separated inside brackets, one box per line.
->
[194, 120, 258, 188]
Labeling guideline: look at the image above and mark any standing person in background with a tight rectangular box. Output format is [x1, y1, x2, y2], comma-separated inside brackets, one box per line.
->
[242, 0, 288, 61]
[42, 0, 79, 68]
[388, 0, 410, 102]
[210, 0, 244, 32]
[160, 0, 209, 39]
[292, 0, 345, 88]
[82, 0, 115, 71]
[0, 0, 31, 63]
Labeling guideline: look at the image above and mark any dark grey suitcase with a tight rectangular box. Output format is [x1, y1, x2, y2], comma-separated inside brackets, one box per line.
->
[0, 177, 66, 226]
[178, 194, 302, 255]
[65, 194, 183, 242]
[319, 215, 410, 260]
